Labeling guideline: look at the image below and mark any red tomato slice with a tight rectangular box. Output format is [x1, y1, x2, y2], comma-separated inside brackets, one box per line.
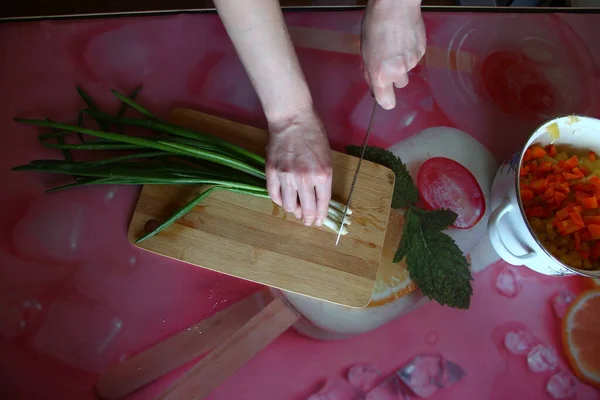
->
[417, 157, 486, 229]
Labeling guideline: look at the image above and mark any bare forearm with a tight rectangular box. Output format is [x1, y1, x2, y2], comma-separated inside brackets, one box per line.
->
[214, 0, 312, 122]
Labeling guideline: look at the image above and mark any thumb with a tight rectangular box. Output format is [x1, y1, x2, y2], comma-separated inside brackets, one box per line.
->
[373, 82, 396, 110]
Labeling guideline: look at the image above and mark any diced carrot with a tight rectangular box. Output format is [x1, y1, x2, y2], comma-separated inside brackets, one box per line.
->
[572, 167, 585, 178]
[588, 224, 600, 240]
[521, 189, 534, 202]
[574, 231, 581, 250]
[558, 220, 584, 235]
[523, 148, 532, 162]
[538, 162, 552, 173]
[520, 165, 529, 176]
[584, 216, 600, 224]
[531, 146, 546, 159]
[530, 179, 548, 193]
[544, 187, 555, 199]
[581, 196, 598, 209]
[579, 167, 589, 176]
[554, 191, 566, 205]
[591, 241, 600, 260]
[547, 145, 557, 157]
[556, 182, 570, 193]
[575, 191, 591, 202]
[570, 211, 585, 226]
[564, 155, 579, 169]
[563, 172, 580, 180]
[556, 207, 571, 221]
[589, 151, 597, 162]
[581, 231, 593, 242]
[590, 176, 600, 189]
[581, 184, 595, 193]
[527, 206, 545, 218]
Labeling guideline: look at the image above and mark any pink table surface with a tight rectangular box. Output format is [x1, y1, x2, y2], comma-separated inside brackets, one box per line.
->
[1, 9, 600, 400]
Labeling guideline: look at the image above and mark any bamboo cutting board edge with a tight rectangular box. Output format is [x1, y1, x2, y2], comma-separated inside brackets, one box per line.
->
[126, 108, 395, 308]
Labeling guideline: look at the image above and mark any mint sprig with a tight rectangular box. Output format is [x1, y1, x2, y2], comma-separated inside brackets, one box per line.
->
[346, 145, 473, 309]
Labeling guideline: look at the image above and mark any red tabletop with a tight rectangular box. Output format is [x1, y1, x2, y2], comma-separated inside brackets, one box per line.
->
[1, 10, 600, 400]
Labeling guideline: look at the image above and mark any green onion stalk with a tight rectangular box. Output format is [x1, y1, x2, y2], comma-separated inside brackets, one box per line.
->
[12, 87, 351, 242]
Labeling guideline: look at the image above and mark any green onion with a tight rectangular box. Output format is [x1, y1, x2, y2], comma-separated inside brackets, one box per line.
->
[13, 87, 351, 242]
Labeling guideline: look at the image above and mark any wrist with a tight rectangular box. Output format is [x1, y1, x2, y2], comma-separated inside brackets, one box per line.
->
[261, 81, 314, 124]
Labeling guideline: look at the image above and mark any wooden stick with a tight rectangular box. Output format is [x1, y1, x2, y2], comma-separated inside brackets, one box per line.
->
[155, 297, 300, 400]
[95, 290, 271, 400]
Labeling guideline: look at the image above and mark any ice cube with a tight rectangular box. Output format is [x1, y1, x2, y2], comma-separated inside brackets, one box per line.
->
[365, 376, 406, 400]
[527, 344, 558, 373]
[33, 295, 123, 372]
[504, 330, 538, 355]
[307, 379, 362, 400]
[495, 265, 521, 298]
[347, 363, 382, 392]
[546, 371, 578, 399]
[551, 291, 575, 319]
[397, 354, 466, 398]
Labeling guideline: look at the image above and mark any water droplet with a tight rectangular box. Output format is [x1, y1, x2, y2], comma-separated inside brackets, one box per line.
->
[425, 332, 439, 346]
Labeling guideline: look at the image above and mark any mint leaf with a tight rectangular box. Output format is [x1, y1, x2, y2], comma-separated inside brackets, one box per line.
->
[395, 207, 472, 309]
[346, 145, 418, 208]
[413, 208, 458, 231]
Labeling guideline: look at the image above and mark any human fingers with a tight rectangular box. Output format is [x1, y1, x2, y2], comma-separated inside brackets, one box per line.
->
[266, 163, 283, 207]
[281, 176, 299, 215]
[314, 173, 332, 226]
[297, 177, 317, 226]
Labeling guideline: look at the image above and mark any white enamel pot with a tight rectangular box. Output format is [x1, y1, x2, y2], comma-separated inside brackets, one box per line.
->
[488, 115, 600, 278]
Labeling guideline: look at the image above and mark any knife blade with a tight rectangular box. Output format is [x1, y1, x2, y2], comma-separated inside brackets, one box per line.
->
[335, 100, 378, 246]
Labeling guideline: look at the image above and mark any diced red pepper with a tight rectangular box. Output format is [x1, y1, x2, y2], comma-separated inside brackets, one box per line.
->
[521, 189, 534, 202]
[581, 196, 598, 209]
[570, 211, 585, 226]
[581, 231, 593, 242]
[563, 172, 580, 181]
[564, 156, 579, 169]
[589, 224, 600, 240]
[531, 146, 547, 159]
[558, 220, 584, 235]
[584, 216, 600, 225]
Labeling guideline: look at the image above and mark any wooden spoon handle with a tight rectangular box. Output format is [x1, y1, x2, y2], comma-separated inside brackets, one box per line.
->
[95, 290, 271, 400]
[155, 297, 300, 400]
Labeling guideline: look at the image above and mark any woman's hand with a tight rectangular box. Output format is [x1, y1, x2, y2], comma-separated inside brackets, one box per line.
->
[266, 106, 332, 227]
[361, 0, 426, 109]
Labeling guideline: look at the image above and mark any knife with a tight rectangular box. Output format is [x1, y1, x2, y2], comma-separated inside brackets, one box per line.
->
[335, 100, 378, 246]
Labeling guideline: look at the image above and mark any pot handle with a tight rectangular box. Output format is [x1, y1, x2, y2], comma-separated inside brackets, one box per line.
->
[488, 197, 537, 265]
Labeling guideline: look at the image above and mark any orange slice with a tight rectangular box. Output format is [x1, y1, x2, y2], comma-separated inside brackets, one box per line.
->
[562, 289, 600, 388]
[368, 210, 417, 307]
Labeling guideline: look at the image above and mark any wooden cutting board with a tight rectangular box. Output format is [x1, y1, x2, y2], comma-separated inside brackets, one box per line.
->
[128, 108, 395, 308]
